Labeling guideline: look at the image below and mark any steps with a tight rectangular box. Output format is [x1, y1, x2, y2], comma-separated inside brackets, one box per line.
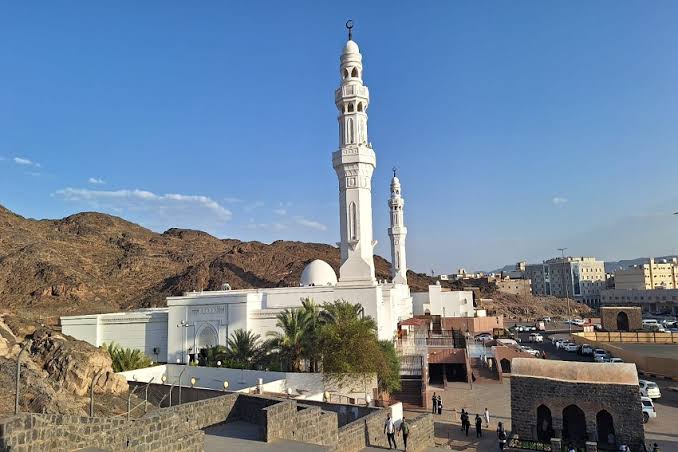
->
[390, 377, 424, 408]
[469, 357, 499, 383]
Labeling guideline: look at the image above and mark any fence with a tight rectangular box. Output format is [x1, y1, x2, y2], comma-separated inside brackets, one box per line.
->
[574, 331, 678, 344]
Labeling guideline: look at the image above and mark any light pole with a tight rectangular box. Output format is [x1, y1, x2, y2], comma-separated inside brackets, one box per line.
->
[558, 248, 572, 334]
[178, 321, 195, 364]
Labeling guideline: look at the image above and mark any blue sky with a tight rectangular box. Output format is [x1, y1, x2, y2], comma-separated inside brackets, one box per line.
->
[2, 2, 678, 272]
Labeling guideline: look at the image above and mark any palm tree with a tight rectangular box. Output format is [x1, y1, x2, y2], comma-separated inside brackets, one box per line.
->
[301, 298, 323, 372]
[206, 345, 229, 367]
[322, 300, 377, 331]
[267, 308, 309, 372]
[104, 343, 152, 372]
[227, 329, 263, 369]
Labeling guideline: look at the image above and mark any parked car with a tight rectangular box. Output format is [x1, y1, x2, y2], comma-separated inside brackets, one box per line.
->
[475, 333, 493, 342]
[528, 333, 543, 343]
[511, 325, 525, 333]
[541, 317, 552, 323]
[592, 349, 607, 362]
[571, 319, 584, 326]
[563, 343, 578, 352]
[520, 346, 541, 357]
[554, 339, 566, 349]
[639, 380, 661, 399]
[641, 396, 656, 423]
[580, 344, 593, 356]
[605, 357, 624, 363]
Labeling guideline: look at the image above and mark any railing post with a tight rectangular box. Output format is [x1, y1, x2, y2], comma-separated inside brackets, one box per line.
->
[144, 377, 155, 414]
[178, 367, 187, 405]
[128, 385, 141, 420]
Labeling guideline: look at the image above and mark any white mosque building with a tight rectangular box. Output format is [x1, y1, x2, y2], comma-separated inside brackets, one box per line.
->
[61, 26, 479, 364]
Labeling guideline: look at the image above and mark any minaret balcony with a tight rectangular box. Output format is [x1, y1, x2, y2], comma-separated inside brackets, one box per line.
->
[335, 85, 369, 102]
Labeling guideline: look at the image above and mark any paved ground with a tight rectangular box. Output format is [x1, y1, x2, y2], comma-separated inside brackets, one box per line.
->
[612, 342, 678, 359]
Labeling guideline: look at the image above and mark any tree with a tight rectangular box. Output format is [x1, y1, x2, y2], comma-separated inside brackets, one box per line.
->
[104, 343, 152, 372]
[301, 298, 324, 372]
[376, 340, 401, 393]
[267, 308, 309, 372]
[227, 329, 264, 369]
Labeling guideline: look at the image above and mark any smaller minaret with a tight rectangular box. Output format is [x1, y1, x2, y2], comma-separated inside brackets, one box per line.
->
[388, 168, 408, 284]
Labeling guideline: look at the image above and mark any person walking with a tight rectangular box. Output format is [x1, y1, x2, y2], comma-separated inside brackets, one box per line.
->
[475, 414, 482, 438]
[484, 407, 490, 428]
[460, 409, 466, 430]
[431, 392, 437, 414]
[384, 414, 397, 450]
[398, 416, 410, 451]
[497, 421, 507, 450]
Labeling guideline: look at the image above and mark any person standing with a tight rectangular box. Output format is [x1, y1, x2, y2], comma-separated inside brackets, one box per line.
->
[484, 407, 490, 428]
[398, 416, 410, 451]
[431, 392, 437, 414]
[464, 413, 470, 437]
[497, 422, 507, 450]
[460, 409, 466, 430]
[384, 414, 397, 450]
[437, 395, 443, 416]
[475, 414, 482, 438]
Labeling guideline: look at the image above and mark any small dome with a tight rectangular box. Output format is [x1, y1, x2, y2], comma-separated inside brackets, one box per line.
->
[300, 260, 337, 287]
[343, 40, 360, 55]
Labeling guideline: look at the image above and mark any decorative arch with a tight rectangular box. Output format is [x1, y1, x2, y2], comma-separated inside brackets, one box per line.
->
[351, 67, 359, 78]
[562, 404, 587, 446]
[343, 68, 349, 79]
[346, 118, 354, 144]
[617, 311, 630, 331]
[357, 102, 363, 112]
[500, 358, 511, 373]
[196, 324, 218, 350]
[347, 103, 354, 113]
[536, 405, 553, 442]
[596, 410, 615, 447]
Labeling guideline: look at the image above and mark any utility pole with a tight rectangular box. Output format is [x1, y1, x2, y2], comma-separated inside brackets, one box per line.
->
[558, 248, 572, 334]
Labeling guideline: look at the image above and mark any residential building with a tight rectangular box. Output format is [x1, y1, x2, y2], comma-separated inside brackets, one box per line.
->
[495, 278, 532, 296]
[525, 257, 606, 306]
[600, 288, 678, 315]
[614, 258, 678, 290]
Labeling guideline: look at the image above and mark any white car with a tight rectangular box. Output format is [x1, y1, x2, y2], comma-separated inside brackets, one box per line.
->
[520, 347, 541, 357]
[571, 319, 584, 326]
[475, 333, 493, 342]
[605, 357, 623, 363]
[528, 333, 543, 343]
[593, 349, 607, 362]
[554, 339, 566, 349]
[641, 396, 656, 423]
[639, 380, 661, 399]
[563, 343, 578, 352]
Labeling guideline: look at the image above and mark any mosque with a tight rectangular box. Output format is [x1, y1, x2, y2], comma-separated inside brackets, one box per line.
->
[61, 25, 477, 364]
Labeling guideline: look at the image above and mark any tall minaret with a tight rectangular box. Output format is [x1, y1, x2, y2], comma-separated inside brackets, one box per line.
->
[388, 169, 408, 284]
[332, 22, 377, 285]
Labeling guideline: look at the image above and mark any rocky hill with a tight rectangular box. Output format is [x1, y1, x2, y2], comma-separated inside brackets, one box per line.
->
[0, 204, 439, 321]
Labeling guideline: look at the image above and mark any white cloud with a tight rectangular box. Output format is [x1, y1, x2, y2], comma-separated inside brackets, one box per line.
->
[247, 222, 288, 231]
[88, 177, 106, 185]
[25, 171, 41, 177]
[273, 208, 287, 216]
[14, 157, 39, 166]
[223, 197, 244, 204]
[244, 201, 265, 212]
[552, 196, 568, 206]
[53, 187, 232, 226]
[294, 217, 327, 231]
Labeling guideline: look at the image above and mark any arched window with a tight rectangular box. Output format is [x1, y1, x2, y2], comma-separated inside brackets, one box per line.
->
[596, 410, 615, 447]
[196, 324, 219, 350]
[562, 405, 587, 446]
[346, 118, 354, 144]
[351, 67, 359, 78]
[349, 202, 358, 240]
[343, 68, 349, 79]
[357, 102, 363, 112]
[616, 312, 630, 331]
[536, 405, 553, 442]
[348, 103, 354, 113]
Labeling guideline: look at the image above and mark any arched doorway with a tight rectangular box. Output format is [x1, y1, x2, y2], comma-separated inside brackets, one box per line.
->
[596, 410, 615, 448]
[562, 405, 587, 446]
[500, 358, 511, 373]
[197, 324, 219, 350]
[536, 405, 553, 442]
[616, 312, 630, 331]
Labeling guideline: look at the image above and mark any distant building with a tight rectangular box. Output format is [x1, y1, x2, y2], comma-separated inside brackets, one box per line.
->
[412, 285, 477, 317]
[600, 288, 678, 315]
[525, 257, 606, 307]
[614, 257, 678, 290]
[495, 278, 532, 296]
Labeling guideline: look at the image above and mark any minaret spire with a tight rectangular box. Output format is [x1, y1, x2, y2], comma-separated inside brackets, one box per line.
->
[388, 172, 408, 284]
[346, 19, 353, 41]
[332, 23, 377, 285]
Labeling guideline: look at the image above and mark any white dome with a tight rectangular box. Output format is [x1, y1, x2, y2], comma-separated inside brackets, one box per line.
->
[300, 260, 337, 287]
[343, 40, 360, 54]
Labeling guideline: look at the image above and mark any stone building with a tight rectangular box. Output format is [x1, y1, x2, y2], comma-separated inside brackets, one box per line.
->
[510, 358, 644, 451]
[601, 288, 678, 315]
[600, 306, 642, 332]
[525, 257, 606, 307]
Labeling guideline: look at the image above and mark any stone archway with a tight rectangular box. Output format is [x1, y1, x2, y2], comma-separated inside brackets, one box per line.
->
[596, 410, 615, 448]
[616, 312, 630, 331]
[500, 358, 511, 373]
[536, 404, 553, 442]
[562, 404, 587, 446]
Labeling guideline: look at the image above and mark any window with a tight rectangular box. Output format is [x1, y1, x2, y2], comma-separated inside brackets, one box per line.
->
[351, 67, 359, 78]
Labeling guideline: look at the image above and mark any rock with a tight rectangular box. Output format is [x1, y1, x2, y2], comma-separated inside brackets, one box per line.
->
[29, 327, 127, 397]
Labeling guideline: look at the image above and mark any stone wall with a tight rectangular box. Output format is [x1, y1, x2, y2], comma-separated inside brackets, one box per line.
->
[334, 410, 433, 452]
[601, 307, 642, 331]
[511, 375, 644, 450]
[263, 400, 338, 447]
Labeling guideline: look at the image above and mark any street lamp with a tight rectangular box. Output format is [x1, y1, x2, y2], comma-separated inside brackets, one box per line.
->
[177, 320, 195, 364]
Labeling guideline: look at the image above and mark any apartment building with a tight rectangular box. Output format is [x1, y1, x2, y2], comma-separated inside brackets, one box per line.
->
[600, 288, 678, 315]
[525, 257, 606, 306]
[614, 258, 678, 290]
